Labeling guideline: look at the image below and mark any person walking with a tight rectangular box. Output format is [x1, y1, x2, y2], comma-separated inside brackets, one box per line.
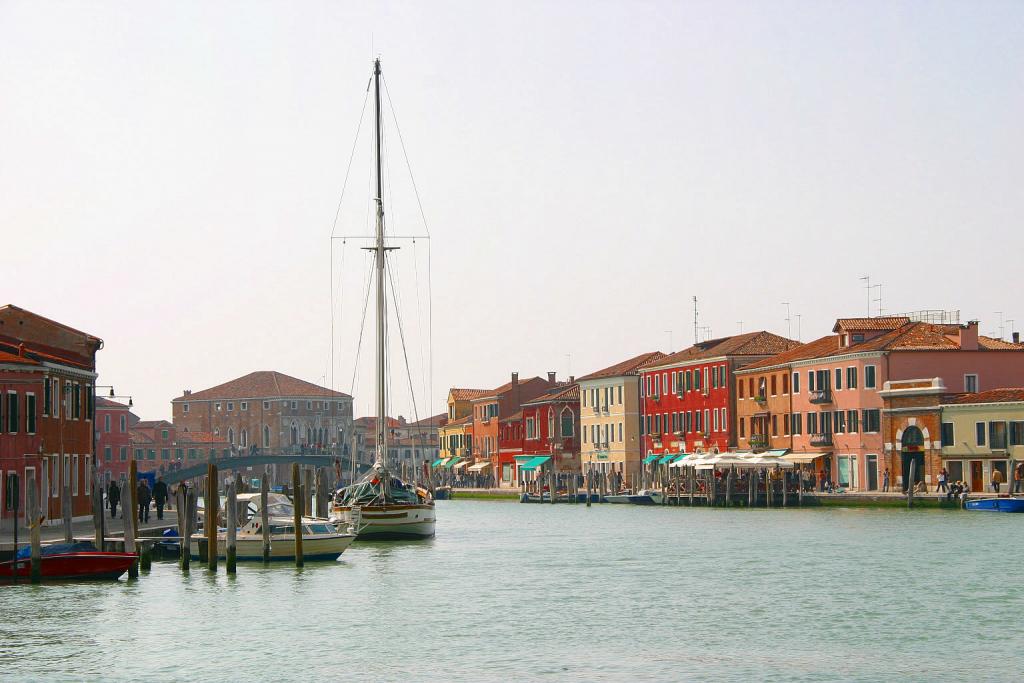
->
[882, 468, 890, 492]
[937, 467, 948, 493]
[152, 476, 169, 520]
[991, 467, 1005, 494]
[108, 479, 121, 519]
[1015, 463, 1024, 494]
[137, 478, 152, 524]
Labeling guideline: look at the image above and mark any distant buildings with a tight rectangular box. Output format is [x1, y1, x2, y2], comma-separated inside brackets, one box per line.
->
[94, 396, 136, 483]
[171, 371, 353, 453]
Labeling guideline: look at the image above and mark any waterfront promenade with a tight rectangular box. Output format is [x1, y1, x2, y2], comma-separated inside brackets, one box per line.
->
[0, 510, 178, 557]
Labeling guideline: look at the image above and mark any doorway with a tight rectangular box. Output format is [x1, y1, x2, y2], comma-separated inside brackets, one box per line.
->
[838, 457, 851, 488]
[969, 460, 984, 492]
[867, 455, 878, 491]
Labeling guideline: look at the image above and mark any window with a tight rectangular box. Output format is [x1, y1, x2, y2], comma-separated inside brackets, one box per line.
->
[73, 384, 81, 419]
[711, 368, 718, 390]
[654, 375, 660, 397]
[120, 414, 126, 432]
[704, 409, 710, 433]
[655, 414, 662, 434]
[770, 375, 777, 395]
[525, 417, 537, 439]
[26, 394, 36, 434]
[792, 372, 800, 394]
[240, 429, 248, 447]
[686, 370, 693, 391]
[713, 409, 719, 432]
[618, 422, 623, 442]
[617, 386, 622, 404]
[175, 448, 183, 461]
[104, 414, 111, 433]
[241, 402, 248, 411]
[738, 380, 745, 399]
[104, 446, 112, 462]
[134, 449, 143, 460]
[227, 402, 234, 411]
[808, 371, 814, 392]
[7, 393, 18, 433]
[847, 410, 859, 433]
[161, 429, 169, 440]
[671, 371, 677, 393]
[834, 410, 845, 433]
[703, 368, 709, 392]
[847, 367, 858, 389]
[44, 379, 52, 416]
[264, 425, 271, 447]
[719, 366, 726, 387]
[834, 368, 842, 391]
[941, 423, 955, 447]
[215, 402, 222, 411]
[771, 414, 778, 436]
[862, 409, 880, 432]
[119, 446, 127, 461]
[989, 422, 1007, 450]
[783, 413, 790, 436]
[808, 412, 818, 435]
[160, 449, 170, 461]
[263, 401, 270, 410]
[964, 374, 978, 393]
[147, 449, 156, 460]
[72, 455, 79, 495]
[739, 417, 745, 438]
[694, 370, 701, 392]
[821, 411, 832, 435]
[85, 386, 93, 421]
[865, 365, 877, 389]
[782, 373, 789, 394]
[671, 412, 678, 432]
[188, 448, 197, 460]
[721, 408, 727, 428]
[976, 422, 986, 446]
[792, 413, 802, 435]
[183, 403, 190, 413]
[1010, 421, 1024, 446]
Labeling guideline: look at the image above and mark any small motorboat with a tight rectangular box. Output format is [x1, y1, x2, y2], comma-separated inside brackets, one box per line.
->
[604, 489, 665, 505]
[965, 497, 1024, 513]
[0, 541, 136, 582]
[191, 495, 355, 562]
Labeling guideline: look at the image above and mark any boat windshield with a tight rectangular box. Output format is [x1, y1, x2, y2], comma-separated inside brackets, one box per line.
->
[306, 523, 337, 534]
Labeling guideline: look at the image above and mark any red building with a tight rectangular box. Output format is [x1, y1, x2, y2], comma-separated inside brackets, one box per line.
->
[639, 331, 799, 457]
[95, 396, 137, 484]
[0, 305, 102, 528]
[516, 384, 580, 481]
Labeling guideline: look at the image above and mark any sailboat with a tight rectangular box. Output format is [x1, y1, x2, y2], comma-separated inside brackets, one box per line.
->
[329, 58, 437, 540]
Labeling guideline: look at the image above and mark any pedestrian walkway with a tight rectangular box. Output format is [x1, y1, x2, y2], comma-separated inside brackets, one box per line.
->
[0, 508, 179, 551]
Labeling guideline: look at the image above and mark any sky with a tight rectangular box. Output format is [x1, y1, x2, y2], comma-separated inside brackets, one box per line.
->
[2, 1, 1022, 421]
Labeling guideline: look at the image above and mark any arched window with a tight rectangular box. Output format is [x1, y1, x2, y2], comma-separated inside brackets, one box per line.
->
[240, 429, 247, 447]
[263, 425, 271, 448]
[902, 426, 925, 448]
[560, 407, 574, 437]
[548, 408, 555, 438]
[228, 428, 235, 445]
[290, 423, 298, 446]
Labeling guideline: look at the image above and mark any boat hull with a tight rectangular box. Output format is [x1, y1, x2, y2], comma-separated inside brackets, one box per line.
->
[332, 504, 436, 540]
[189, 534, 355, 561]
[0, 552, 137, 582]
[965, 498, 1024, 513]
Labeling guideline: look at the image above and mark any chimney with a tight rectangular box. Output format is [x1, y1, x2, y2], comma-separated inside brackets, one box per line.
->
[547, 371, 556, 384]
[509, 372, 521, 410]
[960, 321, 979, 351]
[569, 375, 575, 383]
[1014, 332, 1021, 344]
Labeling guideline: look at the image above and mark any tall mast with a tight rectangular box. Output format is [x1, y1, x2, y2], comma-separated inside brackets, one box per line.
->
[373, 57, 387, 468]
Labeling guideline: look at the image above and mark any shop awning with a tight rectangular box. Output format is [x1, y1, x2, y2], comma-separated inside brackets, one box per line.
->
[518, 456, 551, 471]
[658, 454, 677, 464]
[782, 452, 828, 464]
[431, 458, 447, 468]
[468, 461, 491, 472]
[514, 455, 535, 462]
[643, 454, 660, 464]
[452, 460, 468, 470]
[766, 449, 789, 457]
[445, 459, 463, 470]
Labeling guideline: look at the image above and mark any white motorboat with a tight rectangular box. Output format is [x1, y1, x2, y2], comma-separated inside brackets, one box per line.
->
[604, 489, 665, 505]
[191, 494, 355, 562]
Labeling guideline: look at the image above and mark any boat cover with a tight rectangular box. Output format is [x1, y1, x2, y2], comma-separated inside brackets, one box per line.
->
[16, 541, 98, 560]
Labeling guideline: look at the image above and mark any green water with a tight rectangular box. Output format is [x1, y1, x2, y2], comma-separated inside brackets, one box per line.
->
[2, 501, 1022, 682]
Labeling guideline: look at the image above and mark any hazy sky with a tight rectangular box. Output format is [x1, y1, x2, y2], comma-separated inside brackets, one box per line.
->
[2, 1, 1022, 421]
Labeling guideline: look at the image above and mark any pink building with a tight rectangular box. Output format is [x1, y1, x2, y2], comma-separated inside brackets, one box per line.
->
[95, 396, 137, 484]
[787, 318, 1024, 490]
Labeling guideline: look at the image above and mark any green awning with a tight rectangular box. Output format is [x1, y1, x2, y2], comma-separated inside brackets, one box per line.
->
[658, 454, 676, 464]
[642, 454, 660, 464]
[671, 453, 690, 463]
[444, 458, 462, 470]
[431, 458, 446, 468]
[514, 455, 535, 462]
[518, 456, 551, 471]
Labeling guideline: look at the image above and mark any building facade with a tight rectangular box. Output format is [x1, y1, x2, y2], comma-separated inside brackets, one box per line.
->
[94, 396, 137, 483]
[939, 389, 1024, 493]
[578, 351, 664, 483]
[516, 384, 580, 481]
[172, 371, 353, 454]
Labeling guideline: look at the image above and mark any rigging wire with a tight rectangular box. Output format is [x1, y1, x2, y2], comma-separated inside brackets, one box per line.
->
[349, 254, 376, 398]
[382, 76, 432, 238]
[386, 255, 427, 483]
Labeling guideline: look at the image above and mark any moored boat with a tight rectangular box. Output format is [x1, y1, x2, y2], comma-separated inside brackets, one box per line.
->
[0, 542, 136, 582]
[604, 489, 665, 505]
[965, 497, 1024, 513]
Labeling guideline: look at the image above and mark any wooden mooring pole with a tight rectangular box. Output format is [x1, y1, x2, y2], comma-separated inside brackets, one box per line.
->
[206, 463, 218, 571]
[27, 470, 42, 584]
[92, 465, 104, 548]
[292, 463, 304, 567]
[126, 459, 138, 578]
[907, 459, 916, 509]
[261, 473, 270, 564]
[176, 484, 189, 571]
[226, 480, 237, 574]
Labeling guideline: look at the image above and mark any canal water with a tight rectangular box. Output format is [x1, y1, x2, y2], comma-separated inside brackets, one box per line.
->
[2, 500, 1022, 681]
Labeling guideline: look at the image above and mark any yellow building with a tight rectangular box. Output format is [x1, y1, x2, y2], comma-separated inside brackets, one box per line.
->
[577, 351, 664, 484]
[941, 388, 1024, 493]
[438, 388, 487, 465]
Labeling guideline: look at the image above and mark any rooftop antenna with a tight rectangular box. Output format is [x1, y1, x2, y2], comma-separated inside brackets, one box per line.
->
[737, 321, 744, 334]
[692, 296, 699, 346]
[859, 276, 871, 317]
[995, 311, 1005, 339]
[781, 302, 792, 339]
[872, 283, 883, 316]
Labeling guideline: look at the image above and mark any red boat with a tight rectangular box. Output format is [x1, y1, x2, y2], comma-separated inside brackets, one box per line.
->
[0, 542, 137, 582]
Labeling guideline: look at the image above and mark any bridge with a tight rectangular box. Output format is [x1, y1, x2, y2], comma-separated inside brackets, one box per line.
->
[159, 452, 369, 486]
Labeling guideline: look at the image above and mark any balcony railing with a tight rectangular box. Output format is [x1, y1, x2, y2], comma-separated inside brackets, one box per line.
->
[809, 432, 833, 447]
[749, 434, 769, 449]
[808, 389, 832, 405]
[754, 394, 767, 404]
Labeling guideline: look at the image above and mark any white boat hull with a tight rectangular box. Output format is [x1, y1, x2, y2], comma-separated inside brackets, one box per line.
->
[190, 533, 354, 562]
[332, 504, 436, 540]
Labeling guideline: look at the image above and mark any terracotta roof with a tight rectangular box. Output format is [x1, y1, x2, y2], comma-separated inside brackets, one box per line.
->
[534, 384, 579, 403]
[943, 389, 1024, 405]
[647, 331, 800, 370]
[577, 351, 666, 381]
[501, 410, 524, 423]
[839, 322, 1024, 354]
[473, 376, 549, 401]
[0, 349, 40, 366]
[833, 316, 911, 333]
[354, 416, 402, 429]
[0, 304, 102, 343]
[737, 335, 842, 372]
[95, 396, 130, 409]
[134, 420, 172, 430]
[442, 414, 473, 428]
[449, 388, 491, 402]
[173, 371, 351, 402]
[978, 336, 1024, 351]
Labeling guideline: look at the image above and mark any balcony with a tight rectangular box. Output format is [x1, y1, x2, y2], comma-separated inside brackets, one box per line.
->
[808, 389, 832, 405]
[749, 434, 769, 450]
[809, 432, 833, 447]
[753, 394, 767, 405]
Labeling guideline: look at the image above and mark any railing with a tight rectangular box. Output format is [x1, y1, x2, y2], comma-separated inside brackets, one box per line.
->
[754, 394, 767, 404]
[810, 432, 833, 446]
[749, 434, 769, 449]
[808, 389, 832, 405]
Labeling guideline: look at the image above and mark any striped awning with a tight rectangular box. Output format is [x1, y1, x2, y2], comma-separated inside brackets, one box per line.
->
[468, 461, 491, 472]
